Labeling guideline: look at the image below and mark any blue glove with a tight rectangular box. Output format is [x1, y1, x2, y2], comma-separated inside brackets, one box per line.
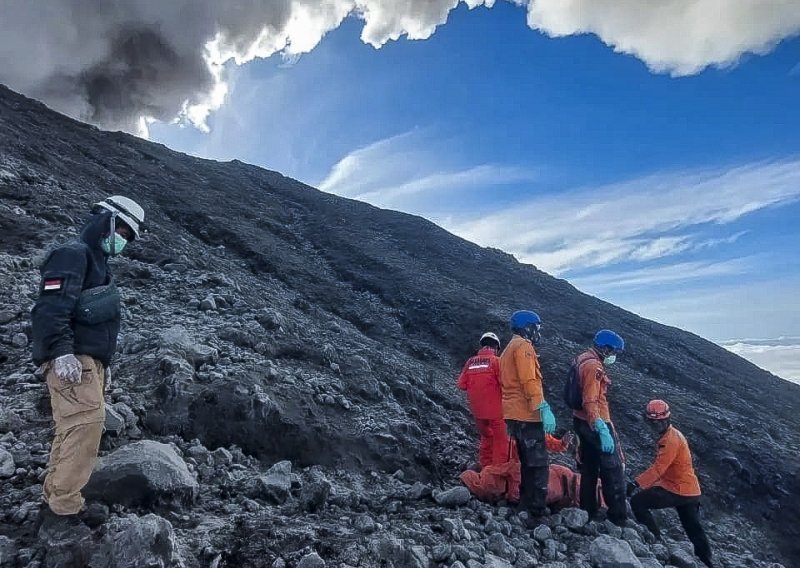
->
[538, 401, 557, 434]
[594, 418, 615, 453]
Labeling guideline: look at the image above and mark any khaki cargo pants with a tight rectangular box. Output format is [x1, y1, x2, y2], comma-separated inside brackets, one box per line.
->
[43, 355, 105, 515]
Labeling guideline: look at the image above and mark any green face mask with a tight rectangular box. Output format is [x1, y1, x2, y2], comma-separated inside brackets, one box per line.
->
[603, 354, 617, 366]
[101, 233, 127, 256]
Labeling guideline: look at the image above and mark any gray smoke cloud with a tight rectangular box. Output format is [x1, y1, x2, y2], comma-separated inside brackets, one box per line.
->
[1, 0, 798, 136]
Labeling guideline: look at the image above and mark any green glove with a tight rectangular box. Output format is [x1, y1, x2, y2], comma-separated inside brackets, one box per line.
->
[538, 401, 557, 434]
[594, 418, 615, 453]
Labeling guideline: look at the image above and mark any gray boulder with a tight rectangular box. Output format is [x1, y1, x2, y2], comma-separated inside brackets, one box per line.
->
[561, 507, 590, 530]
[296, 552, 325, 568]
[160, 325, 218, 368]
[483, 553, 513, 568]
[669, 547, 698, 568]
[104, 406, 126, 435]
[589, 535, 643, 568]
[0, 448, 15, 478]
[258, 460, 293, 504]
[0, 535, 16, 566]
[85, 441, 198, 506]
[433, 486, 471, 507]
[92, 514, 181, 568]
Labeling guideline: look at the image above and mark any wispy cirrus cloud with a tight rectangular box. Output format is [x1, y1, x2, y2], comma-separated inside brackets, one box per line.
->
[570, 257, 753, 292]
[445, 158, 800, 275]
[319, 130, 536, 209]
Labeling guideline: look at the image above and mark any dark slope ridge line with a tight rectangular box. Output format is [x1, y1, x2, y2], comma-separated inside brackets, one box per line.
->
[1, 83, 799, 561]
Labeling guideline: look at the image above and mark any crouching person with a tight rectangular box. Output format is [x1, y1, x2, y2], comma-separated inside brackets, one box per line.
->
[628, 400, 713, 567]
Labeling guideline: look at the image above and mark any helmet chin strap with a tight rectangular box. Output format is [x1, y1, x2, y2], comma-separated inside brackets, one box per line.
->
[109, 212, 118, 255]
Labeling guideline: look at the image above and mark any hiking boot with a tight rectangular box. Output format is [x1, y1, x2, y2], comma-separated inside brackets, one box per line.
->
[80, 502, 109, 529]
[36, 504, 82, 535]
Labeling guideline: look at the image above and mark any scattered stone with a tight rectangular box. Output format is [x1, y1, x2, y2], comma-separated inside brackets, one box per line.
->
[104, 406, 126, 435]
[561, 508, 590, 530]
[85, 440, 198, 506]
[200, 295, 217, 311]
[487, 533, 517, 562]
[91, 514, 181, 568]
[589, 535, 643, 568]
[668, 547, 698, 568]
[258, 460, 293, 504]
[405, 481, 432, 500]
[0, 407, 22, 433]
[355, 514, 377, 533]
[484, 553, 514, 568]
[212, 447, 233, 466]
[534, 524, 553, 543]
[296, 552, 326, 568]
[11, 332, 28, 348]
[0, 535, 16, 566]
[160, 325, 218, 367]
[0, 448, 15, 478]
[433, 486, 471, 507]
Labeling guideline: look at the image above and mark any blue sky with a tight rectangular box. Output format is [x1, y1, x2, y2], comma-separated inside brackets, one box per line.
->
[147, 2, 800, 381]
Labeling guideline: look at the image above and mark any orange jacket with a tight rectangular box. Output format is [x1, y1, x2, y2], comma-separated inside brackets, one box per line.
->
[457, 347, 502, 420]
[636, 426, 701, 497]
[572, 349, 612, 425]
[500, 335, 544, 422]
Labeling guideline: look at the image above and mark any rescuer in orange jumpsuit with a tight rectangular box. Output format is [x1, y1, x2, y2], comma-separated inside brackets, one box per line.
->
[628, 400, 713, 568]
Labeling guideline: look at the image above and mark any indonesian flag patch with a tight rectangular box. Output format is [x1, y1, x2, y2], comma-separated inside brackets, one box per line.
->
[42, 278, 64, 292]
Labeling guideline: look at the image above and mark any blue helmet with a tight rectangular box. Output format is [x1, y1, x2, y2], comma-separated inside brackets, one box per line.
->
[510, 310, 542, 343]
[594, 329, 624, 352]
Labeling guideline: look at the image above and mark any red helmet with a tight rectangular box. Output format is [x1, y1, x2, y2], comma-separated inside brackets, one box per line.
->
[645, 400, 671, 420]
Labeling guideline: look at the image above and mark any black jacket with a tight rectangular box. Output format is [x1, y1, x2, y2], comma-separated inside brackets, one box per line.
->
[31, 212, 120, 367]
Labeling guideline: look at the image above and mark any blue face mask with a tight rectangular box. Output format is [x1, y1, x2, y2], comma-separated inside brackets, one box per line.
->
[604, 354, 617, 366]
[101, 233, 127, 256]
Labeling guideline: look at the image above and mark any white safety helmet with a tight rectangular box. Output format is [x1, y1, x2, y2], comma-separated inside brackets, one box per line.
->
[94, 196, 145, 239]
[479, 332, 501, 349]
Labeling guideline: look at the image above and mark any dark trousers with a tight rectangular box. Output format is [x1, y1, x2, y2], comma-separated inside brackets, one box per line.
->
[574, 417, 627, 525]
[631, 487, 713, 567]
[506, 420, 549, 514]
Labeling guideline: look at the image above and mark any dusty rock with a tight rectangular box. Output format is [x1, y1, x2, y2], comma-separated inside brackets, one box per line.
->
[589, 535, 643, 568]
[433, 486, 471, 507]
[85, 440, 198, 506]
[0, 535, 16, 566]
[669, 547, 698, 568]
[105, 405, 126, 435]
[160, 325, 218, 367]
[296, 552, 326, 568]
[92, 513, 181, 568]
[258, 460, 293, 504]
[561, 508, 590, 530]
[0, 448, 15, 478]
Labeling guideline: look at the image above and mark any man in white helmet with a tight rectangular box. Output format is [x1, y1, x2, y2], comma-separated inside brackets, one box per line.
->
[457, 332, 510, 468]
[31, 196, 145, 529]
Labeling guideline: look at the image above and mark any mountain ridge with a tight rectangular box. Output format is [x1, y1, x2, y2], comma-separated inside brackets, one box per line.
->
[1, 83, 799, 565]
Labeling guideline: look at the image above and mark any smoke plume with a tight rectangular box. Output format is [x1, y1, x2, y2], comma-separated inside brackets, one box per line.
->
[1, 0, 797, 136]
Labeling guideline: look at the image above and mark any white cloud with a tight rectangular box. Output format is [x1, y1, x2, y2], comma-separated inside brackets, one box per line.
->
[570, 257, 753, 292]
[721, 338, 800, 384]
[524, 0, 800, 76]
[319, 131, 536, 209]
[445, 158, 800, 274]
[2, 0, 798, 134]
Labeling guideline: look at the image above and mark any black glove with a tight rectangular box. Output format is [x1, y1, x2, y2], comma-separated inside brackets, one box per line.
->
[626, 480, 640, 497]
